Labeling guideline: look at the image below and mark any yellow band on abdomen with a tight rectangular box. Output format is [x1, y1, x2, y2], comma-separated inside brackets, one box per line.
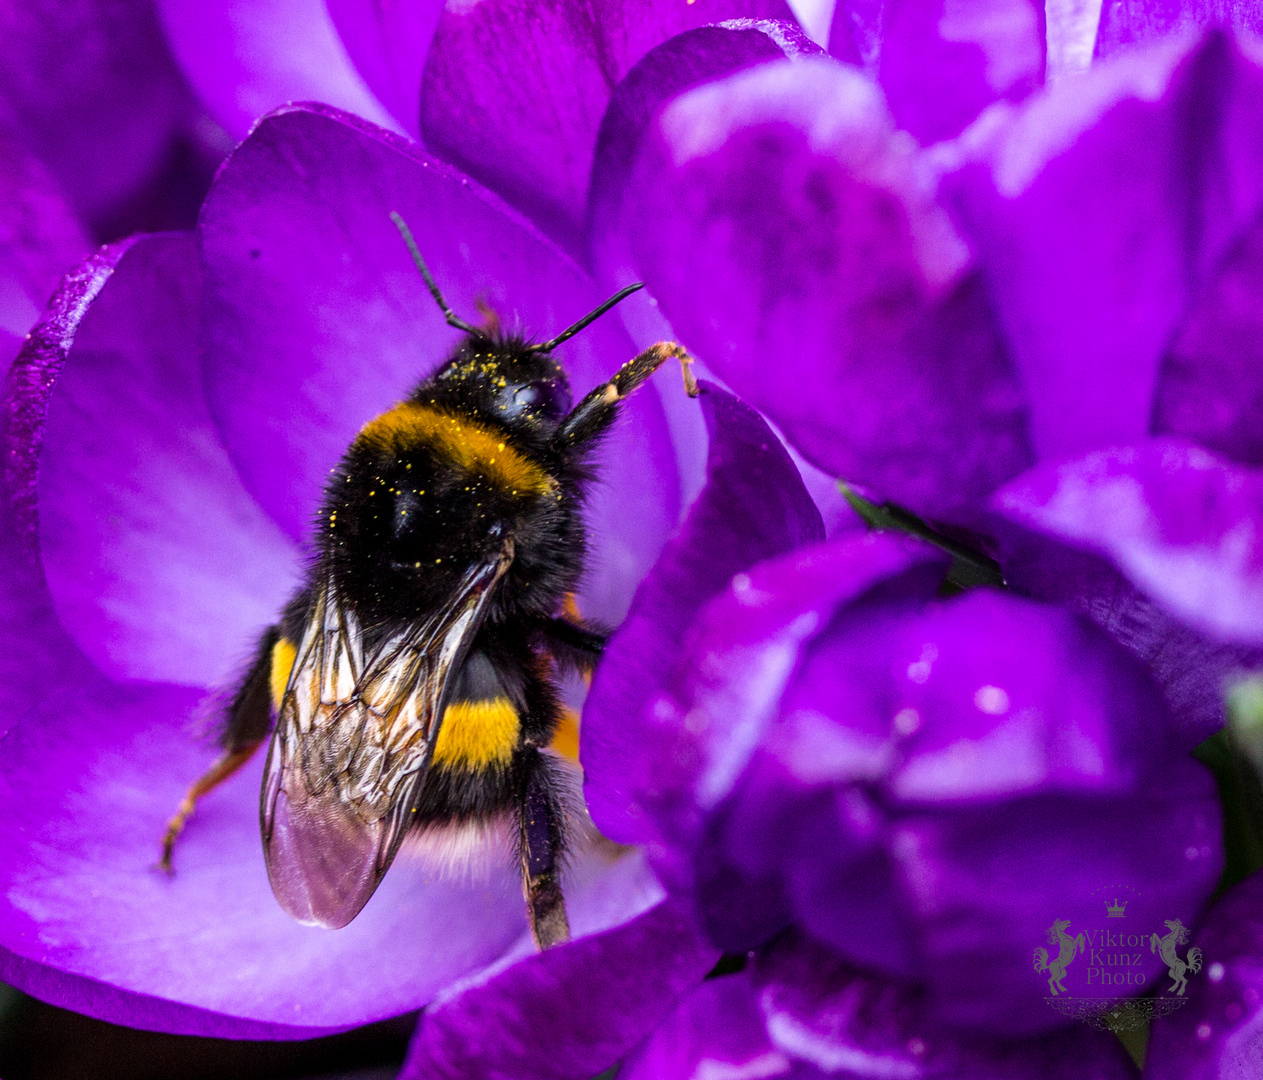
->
[269, 636, 298, 712]
[433, 697, 520, 768]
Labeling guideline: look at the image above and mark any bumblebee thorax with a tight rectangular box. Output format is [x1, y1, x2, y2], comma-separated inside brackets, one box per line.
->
[320, 387, 577, 626]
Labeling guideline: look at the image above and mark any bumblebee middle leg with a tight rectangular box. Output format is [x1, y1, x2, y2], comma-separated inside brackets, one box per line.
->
[159, 625, 282, 871]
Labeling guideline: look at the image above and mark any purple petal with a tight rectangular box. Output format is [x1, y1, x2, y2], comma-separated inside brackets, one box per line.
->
[200, 103, 679, 626]
[995, 517, 1263, 748]
[0, 0, 195, 231]
[156, 0, 399, 139]
[419, 0, 796, 253]
[753, 930, 1139, 1078]
[642, 533, 948, 877]
[880, 779, 1219, 1033]
[656, 561, 1221, 1032]
[33, 232, 301, 687]
[1045, 0, 1101, 78]
[879, 0, 1045, 144]
[881, 592, 1165, 800]
[0, 136, 89, 342]
[6, 242, 135, 547]
[324, 0, 445, 139]
[732, 593, 1219, 1013]
[0, 329, 19, 370]
[1096, 0, 1263, 60]
[1, 254, 110, 745]
[1153, 213, 1263, 466]
[690, 754, 813, 952]
[993, 439, 1263, 645]
[1145, 868, 1263, 1080]
[621, 57, 1032, 517]
[828, 0, 885, 67]
[582, 383, 824, 844]
[0, 443, 98, 738]
[0, 674, 526, 1036]
[946, 30, 1263, 465]
[754, 930, 927, 1075]
[399, 896, 717, 1080]
[620, 973, 791, 1080]
[832, 0, 1049, 132]
[754, 590, 1182, 974]
[587, 22, 816, 284]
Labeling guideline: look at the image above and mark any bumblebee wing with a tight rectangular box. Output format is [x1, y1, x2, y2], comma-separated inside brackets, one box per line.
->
[260, 542, 514, 928]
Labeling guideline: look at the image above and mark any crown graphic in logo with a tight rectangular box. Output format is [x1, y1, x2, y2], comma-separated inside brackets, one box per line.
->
[1106, 899, 1128, 918]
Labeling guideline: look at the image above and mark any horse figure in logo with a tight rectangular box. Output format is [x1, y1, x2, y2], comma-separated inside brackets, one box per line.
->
[1033, 918, 1086, 995]
[1150, 918, 1202, 996]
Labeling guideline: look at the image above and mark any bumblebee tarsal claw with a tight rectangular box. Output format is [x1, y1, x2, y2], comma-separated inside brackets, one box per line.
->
[679, 350, 699, 398]
[158, 742, 262, 873]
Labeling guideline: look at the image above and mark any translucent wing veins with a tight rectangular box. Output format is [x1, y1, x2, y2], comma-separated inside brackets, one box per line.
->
[260, 542, 514, 927]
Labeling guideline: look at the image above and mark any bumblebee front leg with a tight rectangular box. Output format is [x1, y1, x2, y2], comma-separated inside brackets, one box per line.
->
[535, 615, 606, 677]
[551, 341, 697, 451]
[518, 747, 570, 949]
[159, 625, 282, 872]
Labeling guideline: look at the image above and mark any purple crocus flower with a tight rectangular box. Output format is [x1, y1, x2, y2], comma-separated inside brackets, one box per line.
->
[0, 1, 828, 1069]
[0, 100, 710, 1039]
[593, 20, 1263, 755]
[3, 1, 1259, 1077]
[574, 384, 1220, 1074]
[579, 9, 1259, 1075]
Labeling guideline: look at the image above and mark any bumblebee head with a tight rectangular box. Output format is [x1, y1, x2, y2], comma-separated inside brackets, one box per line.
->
[389, 210, 642, 433]
[432, 340, 573, 428]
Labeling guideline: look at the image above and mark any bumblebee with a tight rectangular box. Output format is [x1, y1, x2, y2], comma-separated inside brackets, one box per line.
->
[160, 213, 696, 948]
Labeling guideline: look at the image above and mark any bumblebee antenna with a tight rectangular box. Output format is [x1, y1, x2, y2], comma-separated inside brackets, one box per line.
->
[389, 211, 483, 337]
[526, 283, 644, 354]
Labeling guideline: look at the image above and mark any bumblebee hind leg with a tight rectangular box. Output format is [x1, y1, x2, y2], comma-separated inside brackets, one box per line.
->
[158, 625, 281, 872]
[518, 746, 571, 949]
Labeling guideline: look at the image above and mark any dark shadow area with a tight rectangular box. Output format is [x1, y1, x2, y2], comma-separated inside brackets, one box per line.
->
[88, 123, 230, 245]
[0, 985, 414, 1080]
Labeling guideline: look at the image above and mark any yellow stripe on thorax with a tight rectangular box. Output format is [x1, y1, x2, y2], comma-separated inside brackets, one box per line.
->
[358, 403, 553, 495]
[270, 636, 298, 711]
[433, 697, 520, 768]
